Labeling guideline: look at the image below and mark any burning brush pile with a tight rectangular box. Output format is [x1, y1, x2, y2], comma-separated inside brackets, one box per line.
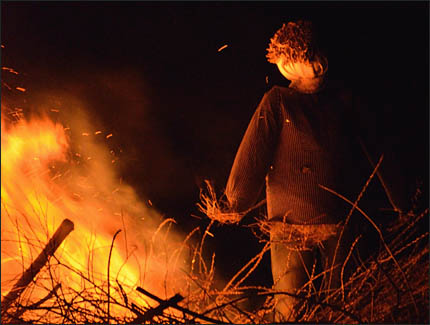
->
[1, 65, 429, 324]
[0, 68, 221, 323]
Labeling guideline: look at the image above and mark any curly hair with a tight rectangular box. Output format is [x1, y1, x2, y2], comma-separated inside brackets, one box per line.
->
[266, 20, 319, 64]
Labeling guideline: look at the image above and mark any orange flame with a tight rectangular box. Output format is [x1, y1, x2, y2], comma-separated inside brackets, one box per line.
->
[1, 107, 190, 321]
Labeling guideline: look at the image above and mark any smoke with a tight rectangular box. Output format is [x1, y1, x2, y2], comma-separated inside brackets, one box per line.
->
[29, 66, 199, 217]
[1, 69, 195, 309]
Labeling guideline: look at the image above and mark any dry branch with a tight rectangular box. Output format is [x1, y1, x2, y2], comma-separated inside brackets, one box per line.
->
[136, 286, 225, 324]
[133, 292, 183, 323]
[1, 219, 74, 316]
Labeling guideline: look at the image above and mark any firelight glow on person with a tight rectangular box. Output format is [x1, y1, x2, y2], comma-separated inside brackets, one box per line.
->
[222, 21, 359, 321]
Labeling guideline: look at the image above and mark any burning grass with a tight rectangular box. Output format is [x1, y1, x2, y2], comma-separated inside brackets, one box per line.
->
[2, 169, 427, 323]
[0, 101, 202, 323]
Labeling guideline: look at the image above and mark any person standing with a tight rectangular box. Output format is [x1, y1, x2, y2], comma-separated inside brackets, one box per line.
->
[223, 20, 360, 321]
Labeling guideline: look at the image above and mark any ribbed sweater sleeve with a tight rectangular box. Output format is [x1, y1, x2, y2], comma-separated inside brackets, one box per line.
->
[225, 87, 281, 213]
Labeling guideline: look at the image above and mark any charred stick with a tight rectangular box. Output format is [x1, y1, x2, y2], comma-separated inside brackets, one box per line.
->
[132, 293, 183, 323]
[136, 286, 225, 324]
[107, 229, 122, 324]
[1, 219, 74, 315]
[130, 302, 145, 318]
[116, 280, 129, 307]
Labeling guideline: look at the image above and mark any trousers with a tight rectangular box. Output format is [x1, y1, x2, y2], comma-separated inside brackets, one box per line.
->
[270, 222, 352, 321]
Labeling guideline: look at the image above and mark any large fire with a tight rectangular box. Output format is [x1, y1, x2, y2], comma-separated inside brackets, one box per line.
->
[1, 101, 192, 322]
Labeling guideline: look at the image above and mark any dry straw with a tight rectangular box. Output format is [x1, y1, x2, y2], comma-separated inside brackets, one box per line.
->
[1, 186, 428, 324]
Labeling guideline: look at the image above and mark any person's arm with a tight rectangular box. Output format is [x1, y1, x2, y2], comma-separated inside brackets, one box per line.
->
[225, 87, 281, 215]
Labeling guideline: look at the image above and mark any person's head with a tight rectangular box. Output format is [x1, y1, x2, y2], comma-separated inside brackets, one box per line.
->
[267, 21, 328, 92]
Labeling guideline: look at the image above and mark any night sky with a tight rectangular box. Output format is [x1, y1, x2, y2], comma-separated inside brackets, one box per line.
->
[2, 1, 429, 284]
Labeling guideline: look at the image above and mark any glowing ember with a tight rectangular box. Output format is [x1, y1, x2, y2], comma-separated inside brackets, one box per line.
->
[217, 44, 228, 52]
[2, 67, 19, 75]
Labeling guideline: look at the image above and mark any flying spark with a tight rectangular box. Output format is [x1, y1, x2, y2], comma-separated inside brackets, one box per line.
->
[2, 67, 19, 75]
[217, 44, 228, 52]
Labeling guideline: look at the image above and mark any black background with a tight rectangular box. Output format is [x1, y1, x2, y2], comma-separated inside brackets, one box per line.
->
[2, 1, 429, 286]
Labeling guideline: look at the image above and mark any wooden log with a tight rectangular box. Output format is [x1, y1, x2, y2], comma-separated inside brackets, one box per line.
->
[1, 219, 74, 315]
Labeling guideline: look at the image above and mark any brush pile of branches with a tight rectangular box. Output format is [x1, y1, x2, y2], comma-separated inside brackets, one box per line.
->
[195, 176, 429, 324]
[193, 210, 429, 324]
[0, 226, 213, 324]
[2, 205, 428, 324]
[283, 207, 429, 324]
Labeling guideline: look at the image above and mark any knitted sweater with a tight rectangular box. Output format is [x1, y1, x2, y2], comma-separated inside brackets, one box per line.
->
[225, 85, 361, 225]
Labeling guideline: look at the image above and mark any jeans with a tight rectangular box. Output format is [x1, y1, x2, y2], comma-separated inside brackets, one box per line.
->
[270, 223, 352, 321]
